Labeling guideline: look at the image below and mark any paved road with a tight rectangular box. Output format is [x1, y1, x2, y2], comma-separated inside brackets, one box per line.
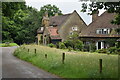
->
[1, 46, 60, 79]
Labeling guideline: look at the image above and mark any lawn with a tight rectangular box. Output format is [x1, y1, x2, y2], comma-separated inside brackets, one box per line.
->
[0, 43, 18, 47]
[14, 44, 118, 78]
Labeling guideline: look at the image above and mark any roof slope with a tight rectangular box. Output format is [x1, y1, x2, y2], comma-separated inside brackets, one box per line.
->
[47, 27, 61, 39]
[49, 13, 71, 28]
[80, 11, 120, 37]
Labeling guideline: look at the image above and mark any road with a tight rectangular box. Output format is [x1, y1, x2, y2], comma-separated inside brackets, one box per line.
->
[1, 46, 60, 79]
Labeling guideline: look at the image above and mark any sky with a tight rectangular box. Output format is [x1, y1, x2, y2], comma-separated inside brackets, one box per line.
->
[25, 0, 105, 25]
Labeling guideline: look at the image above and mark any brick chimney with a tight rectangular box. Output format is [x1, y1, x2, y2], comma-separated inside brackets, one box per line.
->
[92, 10, 99, 22]
[42, 11, 49, 27]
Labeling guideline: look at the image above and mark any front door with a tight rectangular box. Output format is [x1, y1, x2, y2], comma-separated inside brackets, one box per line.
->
[96, 41, 105, 50]
[98, 42, 101, 49]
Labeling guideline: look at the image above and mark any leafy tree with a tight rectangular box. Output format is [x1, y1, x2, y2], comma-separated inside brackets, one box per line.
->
[40, 4, 62, 17]
[64, 32, 83, 51]
[81, 2, 120, 25]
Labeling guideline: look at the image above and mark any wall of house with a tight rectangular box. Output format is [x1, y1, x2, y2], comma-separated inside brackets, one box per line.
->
[80, 37, 119, 50]
[59, 11, 87, 41]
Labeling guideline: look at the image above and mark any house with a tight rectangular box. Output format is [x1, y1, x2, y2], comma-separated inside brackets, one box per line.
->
[37, 10, 87, 45]
[80, 11, 120, 50]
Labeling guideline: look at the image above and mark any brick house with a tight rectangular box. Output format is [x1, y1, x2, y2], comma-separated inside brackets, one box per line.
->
[80, 11, 120, 50]
[37, 10, 87, 45]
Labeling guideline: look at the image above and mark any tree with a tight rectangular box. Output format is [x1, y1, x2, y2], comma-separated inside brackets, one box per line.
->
[81, 2, 120, 25]
[2, 3, 63, 45]
[39, 4, 63, 17]
[64, 32, 83, 51]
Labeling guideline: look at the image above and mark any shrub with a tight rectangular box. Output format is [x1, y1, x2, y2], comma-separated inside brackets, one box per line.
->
[108, 47, 118, 54]
[90, 43, 96, 52]
[68, 46, 72, 51]
[96, 49, 108, 53]
[83, 45, 89, 52]
[74, 40, 83, 51]
[116, 48, 120, 54]
[63, 40, 73, 48]
[48, 43, 55, 48]
[59, 42, 66, 49]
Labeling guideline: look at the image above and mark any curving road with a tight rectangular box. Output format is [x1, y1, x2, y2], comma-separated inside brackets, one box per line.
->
[1, 46, 60, 79]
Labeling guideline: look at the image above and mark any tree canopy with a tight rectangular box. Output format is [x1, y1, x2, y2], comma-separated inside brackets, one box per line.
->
[81, 2, 120, 25]
[2, 3, 63, 44]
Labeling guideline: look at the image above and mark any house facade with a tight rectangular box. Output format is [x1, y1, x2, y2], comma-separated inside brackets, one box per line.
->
[37, 10, 87, 45]
[79, 11, 120, 50]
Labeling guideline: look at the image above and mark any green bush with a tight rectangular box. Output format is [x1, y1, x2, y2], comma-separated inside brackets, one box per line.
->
[108, 47, 118, 54]
[74, 40, 83, 51]
[48, 43, 55, 48]
[96, 49, 108, 53]
[63, 40, 73, 48]
[64, 40, 83, 51]
[59, 42, 66, 49]
[116, 48, 120, 54]
[90, 43, 96, 52]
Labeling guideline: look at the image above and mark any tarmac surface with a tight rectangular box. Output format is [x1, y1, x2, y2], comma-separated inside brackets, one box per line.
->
[1, 46, 60, 79]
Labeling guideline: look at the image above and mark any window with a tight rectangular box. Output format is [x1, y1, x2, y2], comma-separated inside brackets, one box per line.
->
[72, 27, 78, 31]
[69, 31, 73, 35]
[96, 28, 110, 34]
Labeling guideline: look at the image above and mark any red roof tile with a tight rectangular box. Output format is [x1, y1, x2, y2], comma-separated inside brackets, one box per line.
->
[48, 27, 61, 39]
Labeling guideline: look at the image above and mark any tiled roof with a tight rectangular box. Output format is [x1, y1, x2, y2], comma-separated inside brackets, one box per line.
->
[49, 13, 71, 28]
[48, 27, 61, 39]
[80, 11, 120, 37]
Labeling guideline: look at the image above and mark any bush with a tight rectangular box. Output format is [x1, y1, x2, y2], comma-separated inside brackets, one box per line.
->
[90, 43, 96, 52]
[74, 40, 83, 51]
[108, 47, 118, 54]
[96, 49, 108, 53]
[68, 46, 72, 51]
[64, 40, 83, 51]
[63, 40, 73, 48]
[59, 42, 66, 49]
[48, 43, 55, 48]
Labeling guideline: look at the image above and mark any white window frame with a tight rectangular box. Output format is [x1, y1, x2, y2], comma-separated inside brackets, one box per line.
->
[72, 27, 78, 31]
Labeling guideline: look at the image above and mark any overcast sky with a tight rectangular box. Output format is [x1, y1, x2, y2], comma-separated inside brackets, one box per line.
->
[25, 0, 105, 25]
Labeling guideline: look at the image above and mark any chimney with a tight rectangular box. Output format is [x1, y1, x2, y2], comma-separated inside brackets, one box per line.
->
[45, 11, 48, 17]
[92, 10, 99, 22]
[55, 13, 58, 16]
[42, 11, 49, 27]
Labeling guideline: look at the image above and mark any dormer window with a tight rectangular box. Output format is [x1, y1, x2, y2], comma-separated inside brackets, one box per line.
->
[72, 27, 78, 31]
[96, 28, 110, 34]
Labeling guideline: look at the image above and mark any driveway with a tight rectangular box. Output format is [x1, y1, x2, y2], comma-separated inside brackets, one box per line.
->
[1, 46, 60, 79]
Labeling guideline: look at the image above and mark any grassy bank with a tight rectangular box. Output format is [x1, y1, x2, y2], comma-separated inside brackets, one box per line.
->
[0, 43, 18, 47]
[14, 44, 118, 78]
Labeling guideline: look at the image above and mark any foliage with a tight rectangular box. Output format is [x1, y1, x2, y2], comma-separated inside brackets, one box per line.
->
[108, 47, 118, 54]
[96, 49, 108, 53]
[65, 32, 83, 51]
[63, 40, 73, 48]
[14, 44, 118, 78]
[83, 45, 89, 52]
[90, 43, 96, 52]
[115, 28, 120, 34]
[105, 38, 117, 47]
[58, 42, 66, 49]
[40, 4, 62, 17]
[2, 2, 63, 45]
[0, 43, 18, 47]
[48, 43, 55, 48]
[83, 43, 96, 52]
[74, 40, 83, 51]
[81, 2, 120, 25]
[116, 42, 120, 48]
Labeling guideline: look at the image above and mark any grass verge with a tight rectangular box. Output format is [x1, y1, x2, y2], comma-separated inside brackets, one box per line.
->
[14, 44, 118, 78]
[0, 43, 18, 47]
